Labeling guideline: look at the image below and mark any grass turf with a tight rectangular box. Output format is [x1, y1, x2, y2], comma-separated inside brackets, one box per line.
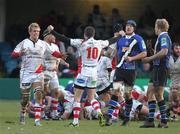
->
[0, 100, 180, 134]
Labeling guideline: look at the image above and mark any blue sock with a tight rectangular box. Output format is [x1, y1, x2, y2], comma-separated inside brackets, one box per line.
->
[124, 99, 133, 121]
[148, 101, 156, 122]
[158, 100, 167, 123]
[108, 95, 119, 118]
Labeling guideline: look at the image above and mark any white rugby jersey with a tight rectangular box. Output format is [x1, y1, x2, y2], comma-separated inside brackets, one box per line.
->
[169, 55, 180, 87]
[97, 56, 112, 79]
[44, 43, 60, 71]
[13, 38, 53, 73]
[70, 37, 109, 66]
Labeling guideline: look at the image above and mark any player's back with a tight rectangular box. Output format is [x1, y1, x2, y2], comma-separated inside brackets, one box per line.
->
[80, 38, 104, 67]
[71, 37, 109, 67]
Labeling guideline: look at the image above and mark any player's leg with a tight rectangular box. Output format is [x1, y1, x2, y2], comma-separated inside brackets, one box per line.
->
[69, 86, 84, 126]
[32, 81, 44, 126]
[49, 76, 61, 120]
[19, 72, 32, 125]
[87, 76, 105, 126]
[105, 82, 122, 126]
[140, 82, 156, 128]
[122, 85, 133, 126]
[121, 70, 136, 127]
[105, 68, 123, 126]
[19, 87, 31, 124]
[154, 67, 168, 128]
[61, 101, 73, 120]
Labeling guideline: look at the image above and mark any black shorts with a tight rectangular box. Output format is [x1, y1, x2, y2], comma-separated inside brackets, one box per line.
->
[152, 66, 168, 87]
[113, 68, 136, 86]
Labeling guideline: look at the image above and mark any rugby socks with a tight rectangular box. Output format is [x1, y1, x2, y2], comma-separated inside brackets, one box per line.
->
[107, 95, 119, 118]
[73, 101, 81, 124]
[124, 99, 133, 121]
[158, 100, 167, 123]
[34, 103, 42, 123]
[51, 97, 59, 116]
[148, 101, 156, 122]
[91, 99, 101, 113]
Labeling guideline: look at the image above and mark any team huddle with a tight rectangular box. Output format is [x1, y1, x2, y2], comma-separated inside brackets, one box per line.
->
[11, 18, 180, 128]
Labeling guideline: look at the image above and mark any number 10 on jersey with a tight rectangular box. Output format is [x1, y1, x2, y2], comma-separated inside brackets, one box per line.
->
[86, 47, 98, 59]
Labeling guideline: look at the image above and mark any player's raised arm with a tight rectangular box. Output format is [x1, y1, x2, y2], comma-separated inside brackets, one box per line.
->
[47, 25, 70, 45]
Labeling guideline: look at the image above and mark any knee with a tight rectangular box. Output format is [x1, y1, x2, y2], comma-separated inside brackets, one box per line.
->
[34, 86, 43, 98]
[21, 92, 30, 107]
[154, 92, 163, 101]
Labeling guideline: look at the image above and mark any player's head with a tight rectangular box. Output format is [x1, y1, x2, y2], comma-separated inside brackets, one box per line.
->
[43, 29, 56, 43]
[125, 19, 136, 35]
[155, 18, 169, 35]
[84, 26, 95, 39]
[172, 42, 180, 57]
[28, 22, 41, 41]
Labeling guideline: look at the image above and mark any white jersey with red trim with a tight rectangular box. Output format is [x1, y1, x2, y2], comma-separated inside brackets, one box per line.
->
[13, 38, 53, 73]
[97, 56, 112, 79]
[70, 37, 109, 77]
[70, 37, 109, 67]
[44, 43, 60, 71]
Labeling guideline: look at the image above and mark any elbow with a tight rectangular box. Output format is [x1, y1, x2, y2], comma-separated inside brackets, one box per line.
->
[163, 49, 168, 56]
[11, 51, 20, 58]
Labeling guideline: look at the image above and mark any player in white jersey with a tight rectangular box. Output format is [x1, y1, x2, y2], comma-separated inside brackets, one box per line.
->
[43, 29, 69, 120]
[11, 23, 65, 126]
[47, 25, 125, 127]
[96, 52, 112, 94]
[167, 43, 180, 117]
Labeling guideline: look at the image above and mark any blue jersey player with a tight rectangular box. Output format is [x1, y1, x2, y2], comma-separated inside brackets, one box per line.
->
[105, 20, 147, 126]
[140, 19, 172, 128]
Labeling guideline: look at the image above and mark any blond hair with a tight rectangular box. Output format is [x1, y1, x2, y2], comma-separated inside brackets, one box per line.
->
[28, 22, 40, 32]
[155, 19, 169, 32]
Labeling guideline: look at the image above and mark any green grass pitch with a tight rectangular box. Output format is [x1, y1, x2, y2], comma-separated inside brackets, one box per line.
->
[0, 100, 180, 134]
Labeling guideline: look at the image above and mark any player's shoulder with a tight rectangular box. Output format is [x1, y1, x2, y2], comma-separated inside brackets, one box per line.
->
[18, 38, 32, 46]
[159, 32, 169, 40]
[133, 34, 143, 41]
[38, 39, 47, 44]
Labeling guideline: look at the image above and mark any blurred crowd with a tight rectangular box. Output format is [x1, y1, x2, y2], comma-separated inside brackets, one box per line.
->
[0, 4, 180, 78]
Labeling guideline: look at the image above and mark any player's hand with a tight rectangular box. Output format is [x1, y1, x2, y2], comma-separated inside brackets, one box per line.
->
[124, 56, 133, 62]
[61, 53, 68, 60]
[47, 25, 54, 32]
[142, 57, 152, 63]
[119, 30, 125, 36]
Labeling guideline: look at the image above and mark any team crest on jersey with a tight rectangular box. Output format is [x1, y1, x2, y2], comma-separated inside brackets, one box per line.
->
[161, 37, 167, 46]
[77, 78, 85, 84]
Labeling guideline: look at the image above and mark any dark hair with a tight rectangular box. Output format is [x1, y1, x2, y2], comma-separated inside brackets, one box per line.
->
[172, 42, 180, 49]
[84, 26, 95, 38]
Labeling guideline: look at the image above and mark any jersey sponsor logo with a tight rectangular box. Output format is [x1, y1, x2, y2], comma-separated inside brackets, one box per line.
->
[77, 78, 85, 84]
[161, 37, 167, 47]
[91, 80, 96, 85]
